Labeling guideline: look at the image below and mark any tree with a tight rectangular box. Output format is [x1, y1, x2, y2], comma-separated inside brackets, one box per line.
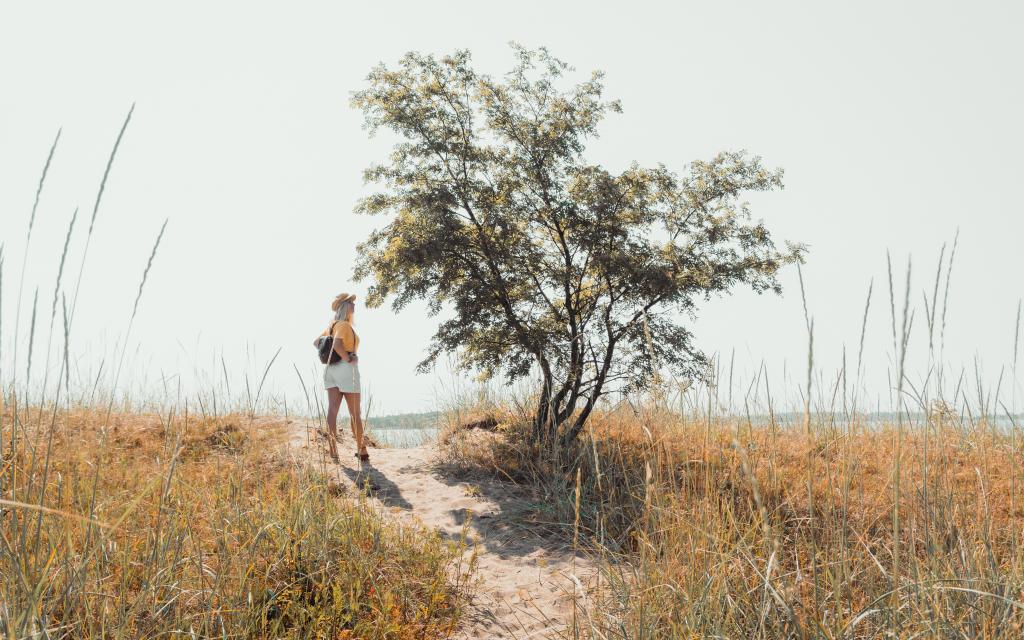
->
[352, 46, 803, 448]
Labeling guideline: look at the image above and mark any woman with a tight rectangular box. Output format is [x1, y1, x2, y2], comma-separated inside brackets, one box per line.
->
[315, 292, 367, 462]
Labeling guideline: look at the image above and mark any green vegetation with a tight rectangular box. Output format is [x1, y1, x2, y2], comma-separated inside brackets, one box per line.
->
[351, 47, 801, 448]
[7, 42, 1021, 640]
[353, 47, 1024, 638]
[437, 245, 1024, 638]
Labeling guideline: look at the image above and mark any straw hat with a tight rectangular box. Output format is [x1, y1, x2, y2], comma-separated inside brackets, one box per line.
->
[331, 292, 357, 311]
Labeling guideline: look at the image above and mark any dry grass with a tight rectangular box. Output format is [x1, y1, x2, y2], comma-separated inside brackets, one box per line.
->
[1, 122, 471, 639]
[441, 403, 1024, 639]
[1, 403, 468, 638]
[436, 405, 524, 478]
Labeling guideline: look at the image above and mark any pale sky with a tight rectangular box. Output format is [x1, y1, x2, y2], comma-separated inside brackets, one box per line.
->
[1, 1, 1022, 415]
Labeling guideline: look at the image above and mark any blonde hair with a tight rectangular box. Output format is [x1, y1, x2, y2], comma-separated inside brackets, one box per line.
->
[333, 300, 355, 323]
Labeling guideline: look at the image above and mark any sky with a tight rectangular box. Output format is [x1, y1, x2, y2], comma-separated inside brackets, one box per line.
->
[1, 1, 1022, 416]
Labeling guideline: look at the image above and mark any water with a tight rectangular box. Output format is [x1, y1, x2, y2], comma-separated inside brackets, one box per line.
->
[370, 427, 438, 448]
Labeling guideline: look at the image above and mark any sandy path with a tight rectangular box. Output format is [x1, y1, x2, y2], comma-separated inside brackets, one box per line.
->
[287, 420, 595, 639]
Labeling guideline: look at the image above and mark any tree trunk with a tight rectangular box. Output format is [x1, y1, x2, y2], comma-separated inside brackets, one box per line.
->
[532, 366, 554, 445]
[559, 338, 616, 448]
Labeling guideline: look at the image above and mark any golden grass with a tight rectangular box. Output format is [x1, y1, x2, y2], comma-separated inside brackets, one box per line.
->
[441, 404, 1024, 639]
[1, 404, 468, 638]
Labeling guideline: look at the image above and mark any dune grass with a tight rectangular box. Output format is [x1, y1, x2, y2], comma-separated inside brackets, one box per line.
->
[580, 409, 1023, 639]
[1, 121, 470, 639]
[7, 103, 1021, 640]
[440, 400, 1024, 639]
[0, 404, 469, 638]
[436, 239, 1024, 639]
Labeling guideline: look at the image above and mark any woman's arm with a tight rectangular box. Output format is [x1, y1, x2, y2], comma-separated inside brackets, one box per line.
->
[331, 337, 356, 363]
[333, 323, 357, 362]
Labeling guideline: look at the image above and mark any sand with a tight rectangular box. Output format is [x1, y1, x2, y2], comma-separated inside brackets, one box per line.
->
[287, 420, 596, 639]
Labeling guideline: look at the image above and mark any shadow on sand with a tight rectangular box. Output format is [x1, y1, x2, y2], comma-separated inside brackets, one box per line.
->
[432, 466, 580, 560]
[342, 462, 414, 511]
[332, 439, 579, 562]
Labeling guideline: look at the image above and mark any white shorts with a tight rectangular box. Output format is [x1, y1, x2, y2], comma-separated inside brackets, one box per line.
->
[323, 360, 361, 393]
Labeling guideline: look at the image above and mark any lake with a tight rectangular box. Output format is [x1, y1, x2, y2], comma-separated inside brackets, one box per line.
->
[369, 427, 439, 448]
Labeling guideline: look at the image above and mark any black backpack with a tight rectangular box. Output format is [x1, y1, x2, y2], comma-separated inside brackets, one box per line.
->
[317, 321, 343, 364]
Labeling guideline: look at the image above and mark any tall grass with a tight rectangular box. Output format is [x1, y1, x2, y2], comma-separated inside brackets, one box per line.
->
[572, 407, 1023, 639]
[442, 399, 1023, 638]
[1, 408, 467, 638]
[1, 120, 470, 638]
[439, 244, 1024, 639]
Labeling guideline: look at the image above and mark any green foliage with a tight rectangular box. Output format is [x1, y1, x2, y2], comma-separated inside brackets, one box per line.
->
[352, 46, 802, 445]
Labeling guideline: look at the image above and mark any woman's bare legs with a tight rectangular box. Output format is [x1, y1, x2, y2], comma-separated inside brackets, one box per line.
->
[343, 392, 367, 457]
[325, 387, 342, 461]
